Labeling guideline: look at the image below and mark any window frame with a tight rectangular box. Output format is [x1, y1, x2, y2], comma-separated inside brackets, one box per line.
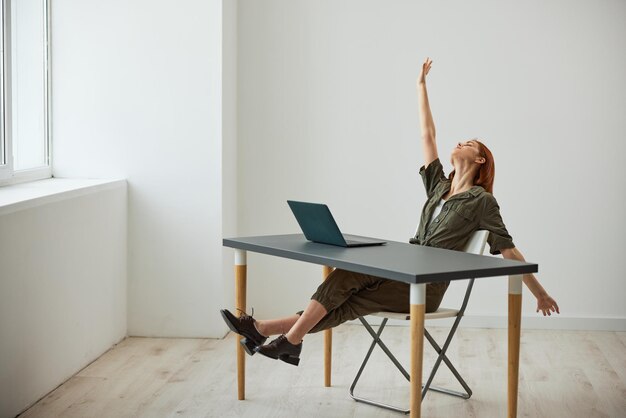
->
[0, 0, 52, 187]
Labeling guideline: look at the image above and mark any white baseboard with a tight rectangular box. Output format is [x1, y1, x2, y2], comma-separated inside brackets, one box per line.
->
[347, 315, 626, 332]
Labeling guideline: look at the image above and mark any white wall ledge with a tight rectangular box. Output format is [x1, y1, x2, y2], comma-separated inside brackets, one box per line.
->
[0, 177, 127, 216]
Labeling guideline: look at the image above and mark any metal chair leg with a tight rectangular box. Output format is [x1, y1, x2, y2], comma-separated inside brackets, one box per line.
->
[350, 318, 388, 395]
[349, 316, 473, 413]
[357, 317, 410, 380]
[350, 317, 411, 414]
[423, 325, 472, 399]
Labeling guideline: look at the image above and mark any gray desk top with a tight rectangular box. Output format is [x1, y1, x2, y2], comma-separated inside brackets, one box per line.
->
[223, 234, 538, 284]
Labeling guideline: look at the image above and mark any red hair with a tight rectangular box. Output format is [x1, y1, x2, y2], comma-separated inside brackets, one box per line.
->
[447, 139, 495, 194]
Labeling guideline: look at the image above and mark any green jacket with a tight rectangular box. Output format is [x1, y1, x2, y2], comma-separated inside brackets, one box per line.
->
[409, 157, 516, 256]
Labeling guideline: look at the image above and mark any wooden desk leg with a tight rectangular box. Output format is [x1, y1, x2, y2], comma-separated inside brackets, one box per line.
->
[409, 283, 426, 418]
[235, 250, 247, 400]
[323, 266, 334, 387]
[508, 274, 523, 418]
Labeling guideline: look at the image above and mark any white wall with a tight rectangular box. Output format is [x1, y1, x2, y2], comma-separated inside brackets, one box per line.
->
[0, 183, 127, 418]
[51, 0, 232, 337]
[222, 0, 238, 323]
[237, 0, 626, 329]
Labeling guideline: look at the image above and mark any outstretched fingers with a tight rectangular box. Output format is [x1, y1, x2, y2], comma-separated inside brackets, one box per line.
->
[424, 57, 432, 74]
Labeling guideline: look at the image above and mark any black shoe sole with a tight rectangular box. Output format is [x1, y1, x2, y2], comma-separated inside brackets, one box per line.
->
[256, 349, 301, 366]
[279, 354, 300, 366]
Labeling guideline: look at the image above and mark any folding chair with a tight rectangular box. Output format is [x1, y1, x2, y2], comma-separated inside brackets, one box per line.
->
[349, 229, 489, 414]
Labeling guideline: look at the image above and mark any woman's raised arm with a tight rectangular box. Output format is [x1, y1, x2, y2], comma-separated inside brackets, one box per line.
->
[417, 57, 438, 168]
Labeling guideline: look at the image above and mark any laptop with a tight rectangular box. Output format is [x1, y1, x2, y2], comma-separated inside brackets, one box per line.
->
[287, 200, 387, 247]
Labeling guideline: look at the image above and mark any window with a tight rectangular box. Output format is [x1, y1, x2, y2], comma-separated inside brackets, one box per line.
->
[0, 0, 51, 186]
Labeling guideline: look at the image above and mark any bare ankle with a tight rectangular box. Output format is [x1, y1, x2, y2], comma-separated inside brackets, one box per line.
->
[285, 332, 302, 345]
[254, 320, 268, 338]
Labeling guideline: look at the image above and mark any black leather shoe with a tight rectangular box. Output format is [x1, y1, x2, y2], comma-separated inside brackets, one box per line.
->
[220, 308, 268, 356]
[255, 334, 302, 366]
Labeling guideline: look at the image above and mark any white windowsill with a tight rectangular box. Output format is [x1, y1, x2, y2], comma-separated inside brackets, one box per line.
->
[0, 177, 127, 216]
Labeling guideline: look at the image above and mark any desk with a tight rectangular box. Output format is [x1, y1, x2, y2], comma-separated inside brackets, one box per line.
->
[223, 234, 538, 418]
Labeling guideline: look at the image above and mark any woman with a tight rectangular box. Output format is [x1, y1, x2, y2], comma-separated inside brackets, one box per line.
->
[221, 57, 559, 366]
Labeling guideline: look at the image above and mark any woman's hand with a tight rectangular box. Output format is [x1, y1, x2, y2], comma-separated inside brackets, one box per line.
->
[536, 293, 560, 316]
[417, 57, 433, 86]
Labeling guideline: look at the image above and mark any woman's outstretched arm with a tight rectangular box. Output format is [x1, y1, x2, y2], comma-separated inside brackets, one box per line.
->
[417, 57, 438, 167]
[501, 247, 560, 316]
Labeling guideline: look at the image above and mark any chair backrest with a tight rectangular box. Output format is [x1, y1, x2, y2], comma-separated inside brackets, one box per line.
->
[451, 230, 489, 313]
[462, 230, 489, 255]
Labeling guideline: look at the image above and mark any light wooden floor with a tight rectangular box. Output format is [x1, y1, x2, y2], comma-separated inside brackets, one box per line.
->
[18, 325, 626, 418]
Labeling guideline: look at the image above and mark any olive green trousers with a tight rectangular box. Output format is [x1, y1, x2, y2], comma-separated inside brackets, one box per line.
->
[298, 268, 449, 334]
